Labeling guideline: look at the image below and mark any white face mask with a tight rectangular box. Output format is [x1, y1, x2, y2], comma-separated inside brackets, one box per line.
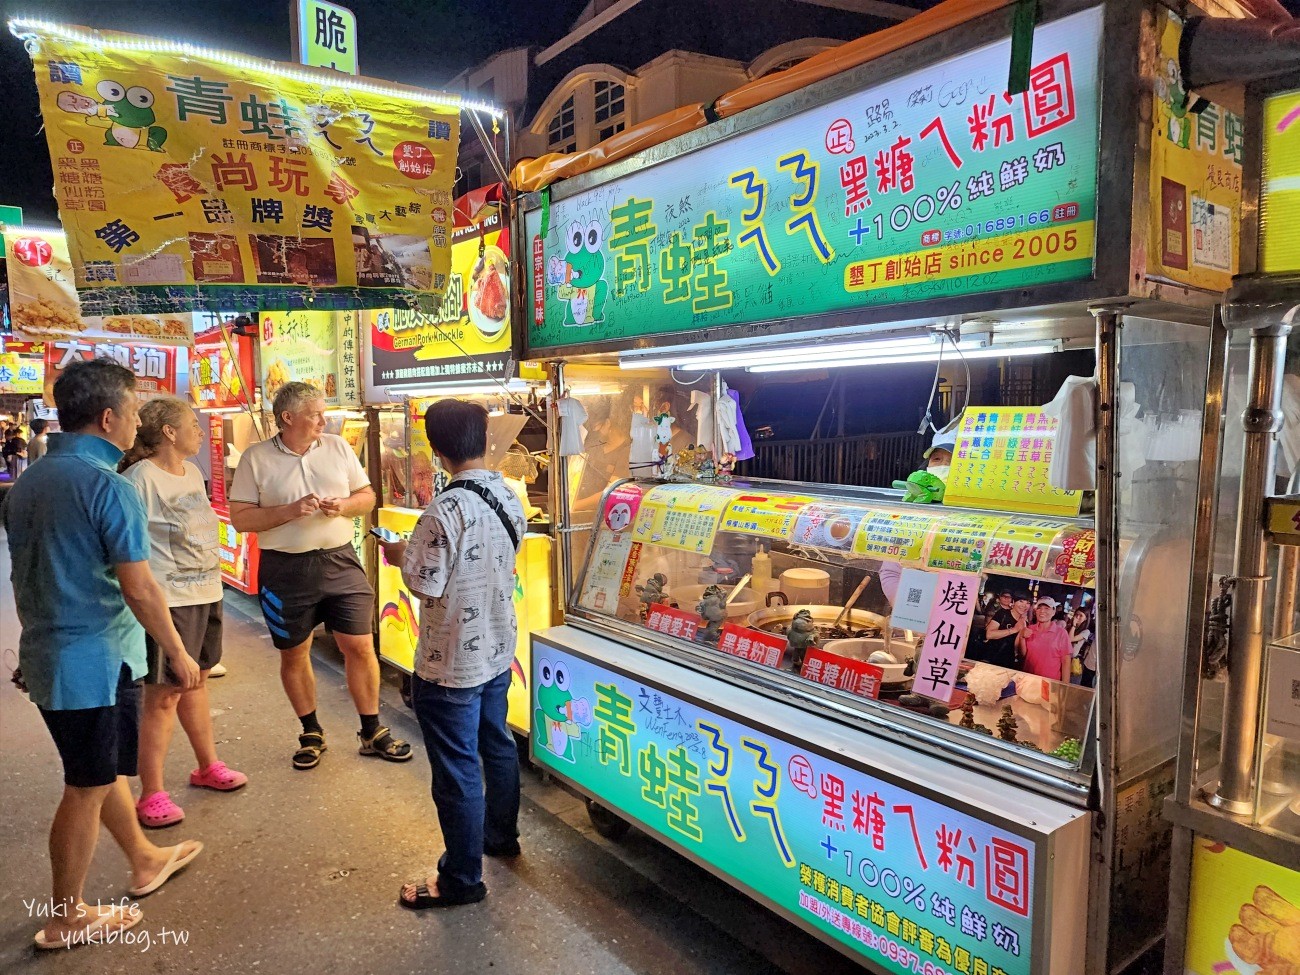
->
[927, 464, 950, 483]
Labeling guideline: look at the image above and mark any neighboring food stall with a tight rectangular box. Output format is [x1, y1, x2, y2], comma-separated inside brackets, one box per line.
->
[516, 2, 1247, 973]
[365, 187, 555, 735]
[190, 315, 264, 594]
[1162, 72, 1300, 975]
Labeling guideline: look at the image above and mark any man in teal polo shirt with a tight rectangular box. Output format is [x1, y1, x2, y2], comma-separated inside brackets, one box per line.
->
[4, 359, 205, 950]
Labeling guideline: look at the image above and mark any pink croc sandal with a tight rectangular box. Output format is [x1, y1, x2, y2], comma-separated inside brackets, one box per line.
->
[136, 791, 184, 829]
[189, 761, 248, 792]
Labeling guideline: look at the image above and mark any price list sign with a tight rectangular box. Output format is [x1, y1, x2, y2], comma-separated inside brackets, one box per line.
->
[631, 484, 732, 554]
[944, 408, 1082, 516]
[852, 509, 945, 564]
[721, 493, 816, 540]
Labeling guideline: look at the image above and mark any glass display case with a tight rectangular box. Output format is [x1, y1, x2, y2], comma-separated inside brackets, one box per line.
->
[573, 476, 1097, 772]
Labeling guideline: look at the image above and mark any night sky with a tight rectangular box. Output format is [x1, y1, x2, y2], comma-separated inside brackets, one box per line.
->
[1, 0, 1298, 224]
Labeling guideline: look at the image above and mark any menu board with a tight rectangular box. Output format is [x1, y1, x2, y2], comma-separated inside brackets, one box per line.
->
[944, 408, 1082, 516]
[790, 503, 867, 552]
[983, 517, 1061, 577]
[852, 508, 945, 564]
[925, 513, 1004, 573]
[721, 492, 816, 540]
[630, 483, 732, 554]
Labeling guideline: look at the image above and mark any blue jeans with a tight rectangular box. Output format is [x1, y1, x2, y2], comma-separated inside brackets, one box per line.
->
[411, 668, 520, 895]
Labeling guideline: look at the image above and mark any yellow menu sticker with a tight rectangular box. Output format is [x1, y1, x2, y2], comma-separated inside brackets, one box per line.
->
[631, 483, 733, 554]
[943, 408, 1083, 516]
[983, 516, 1068, 579]
[925, 514, 1005, 572]
[851, 508, 946, 565]
[720, 492, 817, 540]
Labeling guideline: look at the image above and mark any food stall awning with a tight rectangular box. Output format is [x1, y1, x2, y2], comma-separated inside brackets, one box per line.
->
[1183, 14, 1300, 88]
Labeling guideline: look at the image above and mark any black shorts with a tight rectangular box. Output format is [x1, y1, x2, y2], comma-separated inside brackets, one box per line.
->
[145, 600, 223, 684]
[39, 664, 142, 788]
[258, 544, 373, 650]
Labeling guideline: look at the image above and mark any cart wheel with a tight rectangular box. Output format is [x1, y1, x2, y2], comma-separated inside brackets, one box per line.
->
[586, 799, 631, 841]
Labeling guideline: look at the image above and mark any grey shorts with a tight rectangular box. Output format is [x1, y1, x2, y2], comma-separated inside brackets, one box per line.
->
[258, 544, 373, 650]
[145, 600, 224, 684]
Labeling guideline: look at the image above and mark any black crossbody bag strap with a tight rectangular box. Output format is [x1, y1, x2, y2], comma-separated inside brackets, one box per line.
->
[446, 481, 520, 550]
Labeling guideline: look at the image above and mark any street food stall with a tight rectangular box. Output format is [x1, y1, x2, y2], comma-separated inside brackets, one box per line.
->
[191, 315, 264, 593]
[515, 2, 1248, 972]
[1161, 71, 1300, 975]
[366, 187, 555, 735]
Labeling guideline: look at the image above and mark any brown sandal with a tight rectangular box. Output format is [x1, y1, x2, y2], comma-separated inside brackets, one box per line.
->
[293, 732, 327, 770]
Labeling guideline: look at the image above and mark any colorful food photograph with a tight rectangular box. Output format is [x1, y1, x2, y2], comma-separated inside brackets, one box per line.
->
[468, 243, 510, 340]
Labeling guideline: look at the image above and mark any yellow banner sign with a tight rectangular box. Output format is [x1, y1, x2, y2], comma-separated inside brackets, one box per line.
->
[20, 23, 462, 312]
[3, 227, 194, 344]
[1184, 835, 1300, 975]
[1262, 87, 1300, 275]
[1147, 9, 1242, 291]
[0, 353, 44, 395]
[363, 219, 513, 399]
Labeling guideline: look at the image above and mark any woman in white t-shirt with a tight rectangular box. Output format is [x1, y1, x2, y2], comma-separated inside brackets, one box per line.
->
[122, 398, 247, 829]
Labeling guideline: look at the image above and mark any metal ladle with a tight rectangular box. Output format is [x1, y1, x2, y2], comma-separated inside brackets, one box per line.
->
[832, 574, 873, 634]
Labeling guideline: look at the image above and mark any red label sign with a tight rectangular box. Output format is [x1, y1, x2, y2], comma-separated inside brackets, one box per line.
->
[209, 413, 227, 507]
[717, 622, 786, 669]
[45, 340, 177, 399]
[11, 236, 53, 267]
[645, 603, 701, 641]
[393, 142, 435, 179]
[532, 235, 545, 326]
[801, 648, 884, 699]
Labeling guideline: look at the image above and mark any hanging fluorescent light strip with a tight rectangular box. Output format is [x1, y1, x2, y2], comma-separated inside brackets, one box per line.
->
[400, 379, 534, 397]
[747, 343, 1058, 374]
[7, 19, 503, 118]
[618, 333, 946, 371]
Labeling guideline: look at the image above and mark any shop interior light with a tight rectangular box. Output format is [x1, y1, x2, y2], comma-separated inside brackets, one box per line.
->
[399, 379, 534, 398]
[7, 19, 503, 118]
[746, 342, 1059, 374]
[617, 332, 949, 371]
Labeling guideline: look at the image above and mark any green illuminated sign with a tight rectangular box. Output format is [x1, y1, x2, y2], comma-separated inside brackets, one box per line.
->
[526, 8, 1102, 351]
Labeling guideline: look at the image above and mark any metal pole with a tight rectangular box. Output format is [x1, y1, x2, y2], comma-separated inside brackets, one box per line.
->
[1209, 317, 1291, 813]
[550, 360, 571, 622]
[1086, 305, 1122, 975]
[1273, 545, 1299, 642]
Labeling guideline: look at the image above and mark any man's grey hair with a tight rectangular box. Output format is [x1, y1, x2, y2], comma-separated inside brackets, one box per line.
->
[272, 381, 324, 427]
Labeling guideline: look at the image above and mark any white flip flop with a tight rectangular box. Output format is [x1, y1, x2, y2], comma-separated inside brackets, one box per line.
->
[128, 840, 204, 897]
[34, 904, 143, 951]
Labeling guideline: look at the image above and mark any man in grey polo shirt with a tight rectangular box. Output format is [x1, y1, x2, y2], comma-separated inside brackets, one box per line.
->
[229, 381, 411, 770]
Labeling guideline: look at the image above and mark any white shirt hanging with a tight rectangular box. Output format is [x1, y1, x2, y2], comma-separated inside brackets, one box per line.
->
[1041, 375, 1096, 491]
[629, 412, 658, 470]
[716, 385, 742, 455]
[689, 391, 715, 452]
[557, 396, 588, 457]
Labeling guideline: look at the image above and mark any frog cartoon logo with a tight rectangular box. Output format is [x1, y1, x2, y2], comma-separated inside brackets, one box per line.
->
[546, 220, 608, 327]
[534, 658, 591, 763]
[57, 80, 168, 152]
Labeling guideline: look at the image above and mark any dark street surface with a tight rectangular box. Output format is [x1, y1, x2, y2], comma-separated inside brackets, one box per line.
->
[0, 532, 865, 974]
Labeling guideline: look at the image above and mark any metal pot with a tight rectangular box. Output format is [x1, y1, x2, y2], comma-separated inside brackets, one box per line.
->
[746, 595, 917, 644]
